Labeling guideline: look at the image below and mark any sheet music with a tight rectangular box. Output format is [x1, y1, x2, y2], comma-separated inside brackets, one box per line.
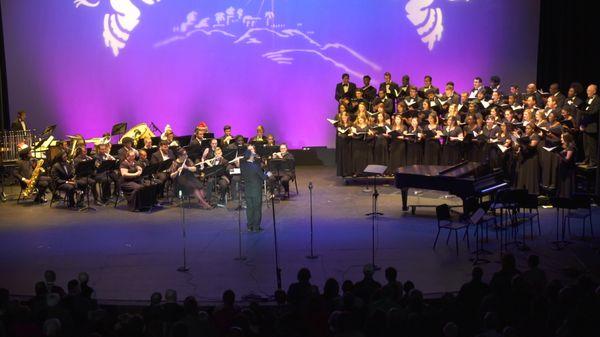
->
[498, 144, 509, 153]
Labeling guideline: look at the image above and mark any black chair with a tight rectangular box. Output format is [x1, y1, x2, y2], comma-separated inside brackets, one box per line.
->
[516, 193, 542, 239]
[434, 204, 470, 256]
[564, 194, 594, 239]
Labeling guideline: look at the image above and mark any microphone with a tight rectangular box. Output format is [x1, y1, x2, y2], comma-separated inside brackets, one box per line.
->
[308, 182, 313, 190]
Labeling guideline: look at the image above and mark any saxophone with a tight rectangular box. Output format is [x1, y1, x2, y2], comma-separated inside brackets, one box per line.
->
[22, 159, 44, 198]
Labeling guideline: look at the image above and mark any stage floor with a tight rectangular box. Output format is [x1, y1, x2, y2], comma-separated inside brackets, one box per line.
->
[1, 166, 599, 303]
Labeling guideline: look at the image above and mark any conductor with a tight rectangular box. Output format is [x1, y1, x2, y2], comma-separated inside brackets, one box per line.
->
[240, 145, 271, 232]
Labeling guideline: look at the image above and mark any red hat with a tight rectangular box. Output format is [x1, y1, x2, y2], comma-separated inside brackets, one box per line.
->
[197, 122, 208, 129]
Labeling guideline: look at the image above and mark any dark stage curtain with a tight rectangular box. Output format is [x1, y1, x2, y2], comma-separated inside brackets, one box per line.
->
[0, 4, 9, 131]
[537, 0, 600, 90]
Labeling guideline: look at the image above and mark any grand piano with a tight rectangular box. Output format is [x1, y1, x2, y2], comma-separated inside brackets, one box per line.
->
[394, 162, 507, 214]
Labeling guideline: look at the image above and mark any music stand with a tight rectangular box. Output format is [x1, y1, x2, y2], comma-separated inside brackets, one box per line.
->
[230, 168, 246, 261]
[75, 160, 97, 212]
[111, 122, 127, 137]
[97, 160, 117, 201]
[363, 164, 387, 270]
[141, 163, 159, 179]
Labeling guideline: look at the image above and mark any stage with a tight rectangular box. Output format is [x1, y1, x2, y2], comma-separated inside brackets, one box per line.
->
[1, 166, 599, 303]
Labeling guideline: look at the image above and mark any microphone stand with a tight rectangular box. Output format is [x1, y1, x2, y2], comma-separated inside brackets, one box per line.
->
[234, 179, 246, 261]
[271, 194, 282, 289]
[306, 181, 318, 259]
[177, 190, 190, 272]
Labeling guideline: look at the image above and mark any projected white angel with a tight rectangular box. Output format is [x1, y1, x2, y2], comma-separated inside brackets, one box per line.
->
[74, 0, 161, 57]
[405, 0, 444, 50]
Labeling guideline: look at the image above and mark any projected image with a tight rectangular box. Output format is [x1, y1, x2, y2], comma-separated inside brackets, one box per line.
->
[2, 0, 540, 147]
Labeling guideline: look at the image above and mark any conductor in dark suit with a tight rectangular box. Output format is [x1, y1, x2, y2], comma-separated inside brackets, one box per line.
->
[335, 73, 356, 102]
[580, 84, 599, 167]
[241, 145, 271, 232]
[11, 111, 28, 131]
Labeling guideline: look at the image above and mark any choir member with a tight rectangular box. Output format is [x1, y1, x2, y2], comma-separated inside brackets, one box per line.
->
[378, 72, 400, 100]
[335, 73, 356, 102]
[441, 116, 463, 165]
[388, 114, 407, 171]
[405, 117, 423, 165]
[372, 90, 394, 115]
[422, 112, 441, 165]
[525, 83, 544, 108]
[515, 124, 541, 194]
[398, 75, 411, 98]
[548, 83, 566, 108]
[372, 112, 390, 166]
[361, 75, 377, 102]
[469, 77, 484, 99]
[405, 86, 423, 111]
[580, 84, 599, 167]
[350, 114, 373, 175]
[419, 75, 439, 98]
[557, 133, 577, 197]
[335, 112, 353, 177]
[482, 116, 500, 166]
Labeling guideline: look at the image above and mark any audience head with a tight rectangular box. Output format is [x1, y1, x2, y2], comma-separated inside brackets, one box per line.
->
[363, 264, 375, 278]
[442, 321, 458, 337]
[297, 268, 311, 283]
[165, 289, 177, 303]
[43, 318, 62, 337]
[385, 267, 397, 283]
[472, 267, 484, 281]
[150, 292, 162, 305]
[222, 289, 235, 306]
[44, 270, 57, 284]
[528, 254, 540, 269]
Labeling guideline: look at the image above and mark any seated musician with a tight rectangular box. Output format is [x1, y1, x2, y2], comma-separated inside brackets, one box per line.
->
[220, 125, 234, 147]
[164, 129, 179, 148]
[137, 149, 150, 168]
[73, 147, 100, 205]
[119, 149, 145, 211]
[11, 110, 28, 131]
[251, 125, 266, 142]
[170, 148, 212, 209]
[228, 135, 247, 151]
[266, 134, 276, 146]
[201, 139, 219, 162]
[94, 143, 118, 204]
[206, 147, 231, 207]
[14, 147, 51, 203]
[51, 151, 82, 207]
[190, 122, 208, 147]
[142, 137, 155, 150]
[150, 140, 175, 197]
[268, 144, 295, 198]
[118, 137, 138, 161]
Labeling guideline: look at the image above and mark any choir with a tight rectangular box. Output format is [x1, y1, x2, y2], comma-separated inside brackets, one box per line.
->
[333, 73, 599, 198]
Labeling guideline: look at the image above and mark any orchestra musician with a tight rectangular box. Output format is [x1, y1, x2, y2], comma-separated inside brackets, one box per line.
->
[14, 147, 51, 203]
[170, 148, 212, 209]
[94, 143, 118, 204]
[201, 139, 218, 162]
[204, 147, 231, 207]
[118, 137, 138, 161]
[73, 147, 100, 205]
[220, 125, 234, 147]
[150, 140, 175, 197]
[142, 137, 155, 151]
[251, 125, 266, 143]
[11, 110, 28, 131]
[190, 122, 208, 147]
[119, 149, 145, 211]
[268, 143, 295, 198]
[266, 134, 276, 147]
[51, 151, 82, 208]
[137, 149, 150, 169]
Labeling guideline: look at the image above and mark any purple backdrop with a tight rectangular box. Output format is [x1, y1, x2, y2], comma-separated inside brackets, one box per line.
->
[1, 0, 539, 147]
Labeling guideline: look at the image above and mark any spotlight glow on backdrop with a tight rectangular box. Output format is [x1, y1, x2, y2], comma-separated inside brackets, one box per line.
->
[1, 0, 539, 147]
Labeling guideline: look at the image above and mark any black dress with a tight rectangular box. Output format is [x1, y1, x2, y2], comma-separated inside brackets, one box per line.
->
[516, 134, 540, 194]
[335, 124, 353, 177]
[388, 127, 407, 172]
[463, 125, 484, 162]
[373, 124, 390, 166]
[538, 123, 562, 189]
[351, 125, 373, 175]
[422, 125, 441, 165]
[557, 143, 576, 197]
[440, 126, 463, 165]
[172, 159, 203, 196]
[119, 160, 144, 211]
[405, 126, 423, 165]
[482, 125, 500, 166]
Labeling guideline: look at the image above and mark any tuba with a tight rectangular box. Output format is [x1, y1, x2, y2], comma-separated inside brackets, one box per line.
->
[119, 123, 156, 144]
[22, 159, 44, 198]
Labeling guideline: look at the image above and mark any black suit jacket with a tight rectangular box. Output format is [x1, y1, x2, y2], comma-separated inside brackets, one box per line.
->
[335, 82, 357, 102]
[150, 150, 175, 165]
[14, 160, 34, 182]
[241, 160, 266, 195]
[418, 85, 440, 98]
[361, 85, 377, 102]
[379, 81, 401, 100]
[553, 92, 566, 108]
[582, 96, 600, 133]
[11, 120, 27, 131]
[51, 162, 75, 186]
[371, 97, 394, 115]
